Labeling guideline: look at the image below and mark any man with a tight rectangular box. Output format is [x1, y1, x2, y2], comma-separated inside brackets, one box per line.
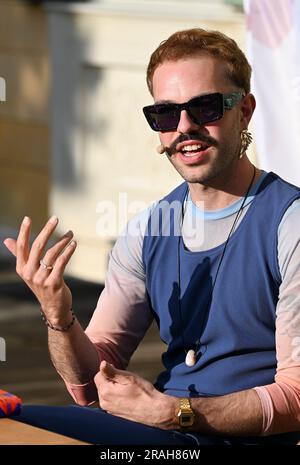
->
[4, 29, 300, 445]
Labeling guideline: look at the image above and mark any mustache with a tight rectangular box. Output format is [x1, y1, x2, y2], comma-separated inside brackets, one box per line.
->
[166, 133, 218, 155]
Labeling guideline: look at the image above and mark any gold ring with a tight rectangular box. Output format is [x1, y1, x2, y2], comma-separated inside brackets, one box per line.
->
[39, 259, 53, 271]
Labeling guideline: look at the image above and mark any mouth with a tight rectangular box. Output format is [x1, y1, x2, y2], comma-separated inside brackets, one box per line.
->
[177, 142, 212, 164]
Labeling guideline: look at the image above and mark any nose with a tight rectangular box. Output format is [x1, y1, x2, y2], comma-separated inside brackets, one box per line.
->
[176, 109, 200, 134]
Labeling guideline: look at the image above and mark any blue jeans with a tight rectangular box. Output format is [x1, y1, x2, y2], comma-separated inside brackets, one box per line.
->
[15, 405, 300, 445]
[16, 405, 200, 445]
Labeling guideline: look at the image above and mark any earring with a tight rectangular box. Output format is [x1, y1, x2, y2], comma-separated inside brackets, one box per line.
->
[239, 129, 252, 158]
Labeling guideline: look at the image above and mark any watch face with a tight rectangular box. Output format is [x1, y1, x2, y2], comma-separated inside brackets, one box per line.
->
[180, 412, 194, 427]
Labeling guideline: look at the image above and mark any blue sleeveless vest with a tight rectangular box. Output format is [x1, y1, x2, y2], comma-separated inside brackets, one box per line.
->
[142, 173, 300, 398]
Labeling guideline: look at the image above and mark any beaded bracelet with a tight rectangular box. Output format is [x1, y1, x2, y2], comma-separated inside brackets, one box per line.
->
[40, 308, 76, 332]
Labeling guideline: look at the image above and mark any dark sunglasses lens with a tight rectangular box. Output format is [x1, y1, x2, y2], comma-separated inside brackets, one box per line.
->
[147, 106, 179, 131]
[188, 94, 222, 124]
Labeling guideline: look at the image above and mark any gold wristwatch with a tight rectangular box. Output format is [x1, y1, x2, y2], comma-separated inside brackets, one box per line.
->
[177, 398, 195, 429]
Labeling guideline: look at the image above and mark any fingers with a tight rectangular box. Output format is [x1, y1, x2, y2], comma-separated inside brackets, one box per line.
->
[3, 238, 17, 257]
[95, 362, 116, 389]
[9, 215, 77, 288]
[47, 239, 77, 283]
[38, 230, 74, 268]
[34, 230, 75, 282]
[16, 216, 32, 271]
[100, 360, 116, 379]
[27, 216, 58, 270]
[98, 361, 131, 385]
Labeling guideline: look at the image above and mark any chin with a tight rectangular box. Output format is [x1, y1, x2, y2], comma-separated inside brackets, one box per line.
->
[175, 157, 235, 186]
[181, 173, 205, 183]
[175, 166, 211, 184]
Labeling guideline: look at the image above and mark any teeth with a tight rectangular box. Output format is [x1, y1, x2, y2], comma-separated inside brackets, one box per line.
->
[182, 144, 202, 152]
[181, 144, 209, 156]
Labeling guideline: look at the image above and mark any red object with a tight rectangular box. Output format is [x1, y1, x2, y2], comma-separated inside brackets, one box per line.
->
[0, 389, 22, 417]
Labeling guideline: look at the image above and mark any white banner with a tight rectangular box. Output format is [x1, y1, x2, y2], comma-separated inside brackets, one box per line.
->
[244, 0, 300, 185]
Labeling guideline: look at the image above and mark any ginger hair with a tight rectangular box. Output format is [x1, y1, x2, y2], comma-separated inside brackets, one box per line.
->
[146, 28, 251, 95]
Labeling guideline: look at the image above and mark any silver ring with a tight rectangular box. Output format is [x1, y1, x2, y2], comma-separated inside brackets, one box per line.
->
[39, 259, 53, 271]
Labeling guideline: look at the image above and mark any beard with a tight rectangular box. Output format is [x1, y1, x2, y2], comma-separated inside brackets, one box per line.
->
[168, 138, 240, 186]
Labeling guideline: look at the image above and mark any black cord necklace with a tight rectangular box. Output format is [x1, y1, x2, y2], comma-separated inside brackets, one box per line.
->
[177, 165, 257, 367]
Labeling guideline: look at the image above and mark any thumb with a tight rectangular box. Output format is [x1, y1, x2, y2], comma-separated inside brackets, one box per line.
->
[100, 360, 116, 379]
[3, 238, 17, 257]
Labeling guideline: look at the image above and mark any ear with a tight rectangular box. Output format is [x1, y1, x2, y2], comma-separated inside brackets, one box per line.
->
[240, 93, 256, 130]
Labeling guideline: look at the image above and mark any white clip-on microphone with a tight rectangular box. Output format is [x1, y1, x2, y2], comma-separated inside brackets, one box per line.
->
[156, 144, 166, 154]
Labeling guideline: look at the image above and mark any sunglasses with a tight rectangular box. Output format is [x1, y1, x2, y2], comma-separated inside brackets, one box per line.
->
[143, 92, 245, 132]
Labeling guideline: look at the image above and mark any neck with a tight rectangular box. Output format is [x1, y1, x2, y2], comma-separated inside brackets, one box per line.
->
[188, 158, 260, 211]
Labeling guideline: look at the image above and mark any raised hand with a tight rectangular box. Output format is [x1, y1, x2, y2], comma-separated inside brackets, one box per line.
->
[3, 215, 77, 326]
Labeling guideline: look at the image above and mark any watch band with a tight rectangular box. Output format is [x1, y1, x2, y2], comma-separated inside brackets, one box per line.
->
[177, 397, 195, 429]
[179, 398, 192, 410]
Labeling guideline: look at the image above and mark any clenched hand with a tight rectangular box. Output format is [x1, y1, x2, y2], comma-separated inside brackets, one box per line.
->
[94, 360, 178, 430]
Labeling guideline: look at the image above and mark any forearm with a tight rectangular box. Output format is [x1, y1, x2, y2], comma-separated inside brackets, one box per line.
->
[163, 388, 263, 435]
[189, 389, 263, 436]
[48, 318, 100, 385]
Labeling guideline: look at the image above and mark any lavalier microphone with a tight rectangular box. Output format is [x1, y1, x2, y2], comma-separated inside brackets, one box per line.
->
[156, 144, 166, 154]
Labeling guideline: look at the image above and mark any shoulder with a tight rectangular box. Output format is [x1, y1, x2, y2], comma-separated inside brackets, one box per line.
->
[278, 198, 300, 234]
[109, 201, 159, 280]
[277, 198, 300, 279]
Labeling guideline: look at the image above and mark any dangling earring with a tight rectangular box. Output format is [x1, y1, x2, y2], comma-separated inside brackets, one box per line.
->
[239, 129, 252, 158]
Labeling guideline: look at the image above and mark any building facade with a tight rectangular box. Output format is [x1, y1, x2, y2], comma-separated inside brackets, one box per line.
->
[0, 0, 251, 282]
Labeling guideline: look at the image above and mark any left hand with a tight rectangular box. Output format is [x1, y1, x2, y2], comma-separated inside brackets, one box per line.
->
[94, 361, 178, 430]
